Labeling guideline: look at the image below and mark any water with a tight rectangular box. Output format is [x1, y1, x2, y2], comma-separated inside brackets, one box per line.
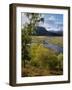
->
[31, 40, 63, 53]
[43, 40, 63, 53]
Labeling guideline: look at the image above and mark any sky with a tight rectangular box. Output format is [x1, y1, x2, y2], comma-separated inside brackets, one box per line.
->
[21, 13, 63, 31]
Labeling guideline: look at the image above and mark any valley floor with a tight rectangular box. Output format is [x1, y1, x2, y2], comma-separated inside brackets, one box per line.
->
[22, 36, 63, 77]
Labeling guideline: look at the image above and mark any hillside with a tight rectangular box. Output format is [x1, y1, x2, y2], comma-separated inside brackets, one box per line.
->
[33, 26, 63, 36]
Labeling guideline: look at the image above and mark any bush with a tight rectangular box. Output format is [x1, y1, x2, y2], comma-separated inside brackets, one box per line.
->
[57, 53, 63, 70]
[29, 43, 58, 69]
[47, 55, 58, 70]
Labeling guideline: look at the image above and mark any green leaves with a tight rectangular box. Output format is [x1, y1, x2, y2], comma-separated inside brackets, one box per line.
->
[22, 13, 40, 67]
[58, 53, 63, 70]
[21, 13, 63, 76]
[29, 43, 63, 72]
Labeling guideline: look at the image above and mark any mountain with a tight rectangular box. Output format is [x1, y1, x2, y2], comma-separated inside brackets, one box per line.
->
[51, 30, 63, 36]
[33, 26, 63, 36]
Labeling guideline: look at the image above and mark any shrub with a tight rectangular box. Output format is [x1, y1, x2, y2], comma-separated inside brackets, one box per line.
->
[47, 54, 58, 70]
[57, 53, 63, 70]
[29, 43, 58, 69]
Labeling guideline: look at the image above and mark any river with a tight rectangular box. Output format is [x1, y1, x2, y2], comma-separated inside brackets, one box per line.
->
[43, 40, 63, 53]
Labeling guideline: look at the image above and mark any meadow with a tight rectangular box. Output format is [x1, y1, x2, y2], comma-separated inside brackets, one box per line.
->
[31, 36, 63, 47]
[22, 36, 63, 77]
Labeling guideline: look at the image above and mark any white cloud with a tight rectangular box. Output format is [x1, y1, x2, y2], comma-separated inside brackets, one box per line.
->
[21, 13, 30, 28]
[38, 20, 63, 31]
[55, 21, 63, 25]
[47, 16, 55, 21]
[21, 13, 63, 31]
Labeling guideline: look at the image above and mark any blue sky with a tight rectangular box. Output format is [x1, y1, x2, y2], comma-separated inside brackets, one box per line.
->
[21, 13, 63, 31]
[39, 13, 63, 31]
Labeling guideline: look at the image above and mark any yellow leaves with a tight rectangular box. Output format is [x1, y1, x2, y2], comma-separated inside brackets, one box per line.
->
[29, 43, 63, 71]
[30, 43, 57, 67]
[58, 53, 63, 61]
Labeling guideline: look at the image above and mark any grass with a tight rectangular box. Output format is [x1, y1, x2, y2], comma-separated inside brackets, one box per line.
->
[31, 36, 63, 47]
[22, 63, 63, 77]
[22, 36, 63, 77]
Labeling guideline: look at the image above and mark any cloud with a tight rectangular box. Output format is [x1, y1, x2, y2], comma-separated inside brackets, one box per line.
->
[21, 13, 63, 31]
[38, 20, 63, 31]
[43, 15, 63, 31]
[21, 13, 30, 28]
[48, 16, 55, 21]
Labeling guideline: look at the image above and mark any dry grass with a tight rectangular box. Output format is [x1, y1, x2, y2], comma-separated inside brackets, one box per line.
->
[31, 36, 63, 47]
[22, 64, 63, 77]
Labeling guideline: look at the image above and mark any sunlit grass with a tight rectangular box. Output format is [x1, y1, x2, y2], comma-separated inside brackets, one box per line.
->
[31, 36, 63, 47]
[22, 36, 63, 77]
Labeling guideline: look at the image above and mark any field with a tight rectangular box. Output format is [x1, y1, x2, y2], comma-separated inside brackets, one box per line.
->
[22, 36, 63, 77]
[31, 36, 63, 47]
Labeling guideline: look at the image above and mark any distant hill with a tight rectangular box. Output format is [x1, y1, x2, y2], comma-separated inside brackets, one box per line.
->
[33, 26, 63, 36]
